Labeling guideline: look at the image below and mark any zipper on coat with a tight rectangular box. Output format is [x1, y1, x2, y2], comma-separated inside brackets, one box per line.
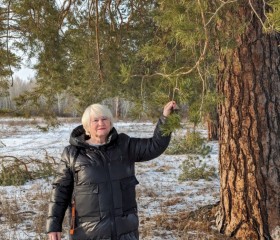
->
[99, 151, 118, 240]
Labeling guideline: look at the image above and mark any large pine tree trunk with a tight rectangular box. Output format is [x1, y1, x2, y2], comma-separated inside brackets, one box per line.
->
[215, 2, 280, 239]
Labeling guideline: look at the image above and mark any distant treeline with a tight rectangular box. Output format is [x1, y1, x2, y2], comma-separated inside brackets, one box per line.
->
[0, 77, 140, 120]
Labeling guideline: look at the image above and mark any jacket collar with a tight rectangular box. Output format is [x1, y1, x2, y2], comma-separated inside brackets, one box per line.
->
[69, 125, 118, 149]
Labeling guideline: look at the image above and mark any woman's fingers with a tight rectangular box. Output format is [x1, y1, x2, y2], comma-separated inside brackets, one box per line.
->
[163, 101, 177, 117]
[48, 232, 61, 240]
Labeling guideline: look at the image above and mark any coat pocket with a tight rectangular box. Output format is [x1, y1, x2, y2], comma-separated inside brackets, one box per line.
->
[75, 184, 100, 218]
[120, 176, 139, 213]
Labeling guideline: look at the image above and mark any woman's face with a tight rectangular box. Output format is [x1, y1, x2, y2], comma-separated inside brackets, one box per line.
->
[88, 115, 111, 143]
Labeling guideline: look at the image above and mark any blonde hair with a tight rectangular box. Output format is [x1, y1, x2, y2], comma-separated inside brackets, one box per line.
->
[82, 104, 114, 136]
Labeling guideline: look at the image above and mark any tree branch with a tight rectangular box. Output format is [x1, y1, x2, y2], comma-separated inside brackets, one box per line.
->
[6, 0, 14, 86]
[248, 0, 269, 31]
[205, 0, 237, 27]
[58, 0, 76, 29]
[166, 0, 209, 78]
[94, 0, 104, 82]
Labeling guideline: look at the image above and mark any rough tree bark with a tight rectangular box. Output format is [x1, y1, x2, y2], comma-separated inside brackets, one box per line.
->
[215, 1, 280, 239]
[206, 110, 219, 141]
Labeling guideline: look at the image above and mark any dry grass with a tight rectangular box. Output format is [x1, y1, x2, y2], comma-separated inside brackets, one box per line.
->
[0, 177, 228, 240]
[0, 195, 41, 239]
[155, 165, 172, 172]
[140, 203, 236, 240]
[161, 197, 183, 207]
[137, 186, 159, 198]
[0, 187, 71, 240]
[0, 198, 21, 226]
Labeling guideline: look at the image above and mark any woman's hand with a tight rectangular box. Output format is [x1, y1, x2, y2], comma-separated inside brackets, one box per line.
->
[163, 101, 177, 117]
[48, 232, 61, 240]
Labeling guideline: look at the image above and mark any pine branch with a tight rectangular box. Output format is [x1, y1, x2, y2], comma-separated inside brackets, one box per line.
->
[160, 113, 181, 136]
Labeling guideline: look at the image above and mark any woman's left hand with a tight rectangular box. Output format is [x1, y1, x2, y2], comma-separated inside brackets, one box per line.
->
[163, 101, 177, 117]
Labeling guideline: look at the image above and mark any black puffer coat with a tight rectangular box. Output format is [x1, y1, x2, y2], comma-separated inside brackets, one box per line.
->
[46, 117, 171, 240]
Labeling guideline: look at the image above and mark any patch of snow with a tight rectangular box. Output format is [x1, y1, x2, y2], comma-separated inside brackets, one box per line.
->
[0, 119, 220, 239]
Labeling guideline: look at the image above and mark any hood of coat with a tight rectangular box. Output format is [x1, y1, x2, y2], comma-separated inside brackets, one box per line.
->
[69, 125, 118, 149]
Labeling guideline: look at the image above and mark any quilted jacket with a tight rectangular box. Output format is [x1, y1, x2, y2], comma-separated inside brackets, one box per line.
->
[46, 117, 171, 240]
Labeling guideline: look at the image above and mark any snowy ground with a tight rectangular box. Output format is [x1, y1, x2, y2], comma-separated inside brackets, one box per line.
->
[0, 118, 220, 239]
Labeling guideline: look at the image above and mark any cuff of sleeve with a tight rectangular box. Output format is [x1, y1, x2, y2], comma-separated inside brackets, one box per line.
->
[46, 217, 63, 233]
[160, 115, 168, 124]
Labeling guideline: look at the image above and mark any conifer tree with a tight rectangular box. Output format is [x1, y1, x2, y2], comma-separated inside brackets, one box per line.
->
[6, 0, 158, 118]
[214, 1, 280, 238]
[139, 0, 280, 238]
[0, 0, 20, 104]
[124, 0, 219, 127]
[1, 0, 69, 119]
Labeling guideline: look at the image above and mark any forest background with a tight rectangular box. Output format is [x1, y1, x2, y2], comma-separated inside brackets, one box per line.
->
[1, 0, 280, 239]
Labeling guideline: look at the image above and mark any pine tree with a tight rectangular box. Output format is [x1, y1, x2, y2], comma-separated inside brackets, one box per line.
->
[214, 1, 280, 238]
[143, 0, 280, 238]
[125, 0, 219, 126]
[0, 0, 20, 106]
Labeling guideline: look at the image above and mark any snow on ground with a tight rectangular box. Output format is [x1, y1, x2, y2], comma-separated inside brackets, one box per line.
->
[0, 118, 220, 239]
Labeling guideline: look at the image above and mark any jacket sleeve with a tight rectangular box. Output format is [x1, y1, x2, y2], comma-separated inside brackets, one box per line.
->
[123, 116, 172, 162]
[46, 146, 74, 233]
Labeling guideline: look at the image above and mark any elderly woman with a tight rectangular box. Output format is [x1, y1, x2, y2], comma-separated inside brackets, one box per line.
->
[46, 101, 176, 240]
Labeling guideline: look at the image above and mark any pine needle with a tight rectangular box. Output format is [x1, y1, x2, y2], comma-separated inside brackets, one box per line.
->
[160, 113, 181, 136]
